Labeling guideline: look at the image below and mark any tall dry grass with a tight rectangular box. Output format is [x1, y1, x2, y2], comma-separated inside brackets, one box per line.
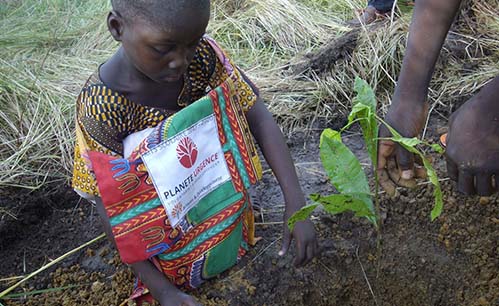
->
[0, 1, 112, 190]
[0, 0, 497, 194]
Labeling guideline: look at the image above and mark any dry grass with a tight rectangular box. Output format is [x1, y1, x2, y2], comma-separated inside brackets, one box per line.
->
[0, 1, 112, 189]
[0, 0, 497, 192]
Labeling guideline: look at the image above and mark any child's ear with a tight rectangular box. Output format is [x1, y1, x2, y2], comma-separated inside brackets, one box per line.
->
[107, 10, 124, 41]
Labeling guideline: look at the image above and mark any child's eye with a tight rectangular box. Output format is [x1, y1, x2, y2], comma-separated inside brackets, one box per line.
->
[152, 45, 174, 54]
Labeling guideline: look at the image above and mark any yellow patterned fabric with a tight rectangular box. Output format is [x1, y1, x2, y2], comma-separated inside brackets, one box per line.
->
[72, 36, 259, 198]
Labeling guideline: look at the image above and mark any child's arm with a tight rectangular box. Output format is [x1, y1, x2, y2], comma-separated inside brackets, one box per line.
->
[94, 197, 201, 306]
[246, 99, 319, 266]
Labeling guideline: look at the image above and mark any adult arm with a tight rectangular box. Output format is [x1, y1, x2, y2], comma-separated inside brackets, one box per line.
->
[378, 0, 463, 195]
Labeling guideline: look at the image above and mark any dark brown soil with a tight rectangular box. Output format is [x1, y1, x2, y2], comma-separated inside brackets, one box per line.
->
[291, 29, 360, 76]
[1, 122, 498, 306]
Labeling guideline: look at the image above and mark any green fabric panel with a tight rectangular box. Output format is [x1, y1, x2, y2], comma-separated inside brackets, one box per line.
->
[109, 198, 162, 227]
[187, 181, 242, 223]
[166, 96, 214, 138]
[203, 222, 242, 278]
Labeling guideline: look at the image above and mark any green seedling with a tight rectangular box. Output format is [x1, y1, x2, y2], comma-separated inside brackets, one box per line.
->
[288, 77, 444, 231]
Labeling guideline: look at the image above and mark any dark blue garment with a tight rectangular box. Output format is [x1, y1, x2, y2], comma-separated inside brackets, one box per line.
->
[368, 0, 395, 12]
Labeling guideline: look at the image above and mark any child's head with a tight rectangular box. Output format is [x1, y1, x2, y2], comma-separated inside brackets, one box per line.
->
[108, 0, 210, 83]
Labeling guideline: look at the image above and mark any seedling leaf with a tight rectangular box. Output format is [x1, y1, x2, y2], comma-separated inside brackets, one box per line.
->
[430, 143, 445, 154]
[394, 137, 422, 147]
[350, 77, 378, 166]
[353, 77, 376, 111]
[320, 129, 371, 195]
[422, 157, 443, 220]
[310, 193, 376, 221]
[320, 128, 341, 146]
[319, 129, 376, 224]
[287, 203, 319, 230]
[385, 136, 444, 220]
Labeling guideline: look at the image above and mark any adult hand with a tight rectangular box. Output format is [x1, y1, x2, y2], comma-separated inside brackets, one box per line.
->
[445, 77, 499, 196]
[160, 292, 202, 306]
[279, 206, 319, 267]
[377, 100, 429, 196]
[374, 0, 464, 196]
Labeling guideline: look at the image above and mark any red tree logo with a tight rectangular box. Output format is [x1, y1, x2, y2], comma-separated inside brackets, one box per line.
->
[171, 202, 184, 219]
[176, 137, 198, 168]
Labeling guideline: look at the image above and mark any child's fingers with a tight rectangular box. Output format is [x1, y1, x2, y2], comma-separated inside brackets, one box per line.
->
[298, 244, 313, 267]
[176, 293, 202, 306]
[184, 300, 202, 306]
[278, 229, 291, 256]
[314, 240, 320, 257]
[293, 244, 306, 267]
[306, 244, 315, 265]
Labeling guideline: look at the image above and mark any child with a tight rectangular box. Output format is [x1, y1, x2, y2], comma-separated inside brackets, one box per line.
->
[72, 0, 318, 305]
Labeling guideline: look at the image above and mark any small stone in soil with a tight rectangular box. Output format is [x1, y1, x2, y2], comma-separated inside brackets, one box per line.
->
[479, 197, 490, 205]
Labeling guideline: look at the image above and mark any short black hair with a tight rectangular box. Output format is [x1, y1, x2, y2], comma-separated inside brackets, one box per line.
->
[111, 0, 210, 27]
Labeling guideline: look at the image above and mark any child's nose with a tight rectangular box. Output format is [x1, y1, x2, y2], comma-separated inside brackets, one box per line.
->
[168, 50, 189, 71]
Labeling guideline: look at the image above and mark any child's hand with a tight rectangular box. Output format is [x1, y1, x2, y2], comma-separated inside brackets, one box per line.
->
[160, 292, 202, 306]
[279, 208, 319, 267]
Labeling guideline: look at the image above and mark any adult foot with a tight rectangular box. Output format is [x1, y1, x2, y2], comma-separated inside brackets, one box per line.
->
[348, 6, 389, 26]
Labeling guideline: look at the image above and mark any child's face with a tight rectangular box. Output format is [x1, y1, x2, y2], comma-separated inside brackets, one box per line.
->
[117, 10, 209, 83]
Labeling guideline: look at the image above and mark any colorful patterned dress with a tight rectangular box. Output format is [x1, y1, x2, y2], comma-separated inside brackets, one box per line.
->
[72, 36, 262, 304]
